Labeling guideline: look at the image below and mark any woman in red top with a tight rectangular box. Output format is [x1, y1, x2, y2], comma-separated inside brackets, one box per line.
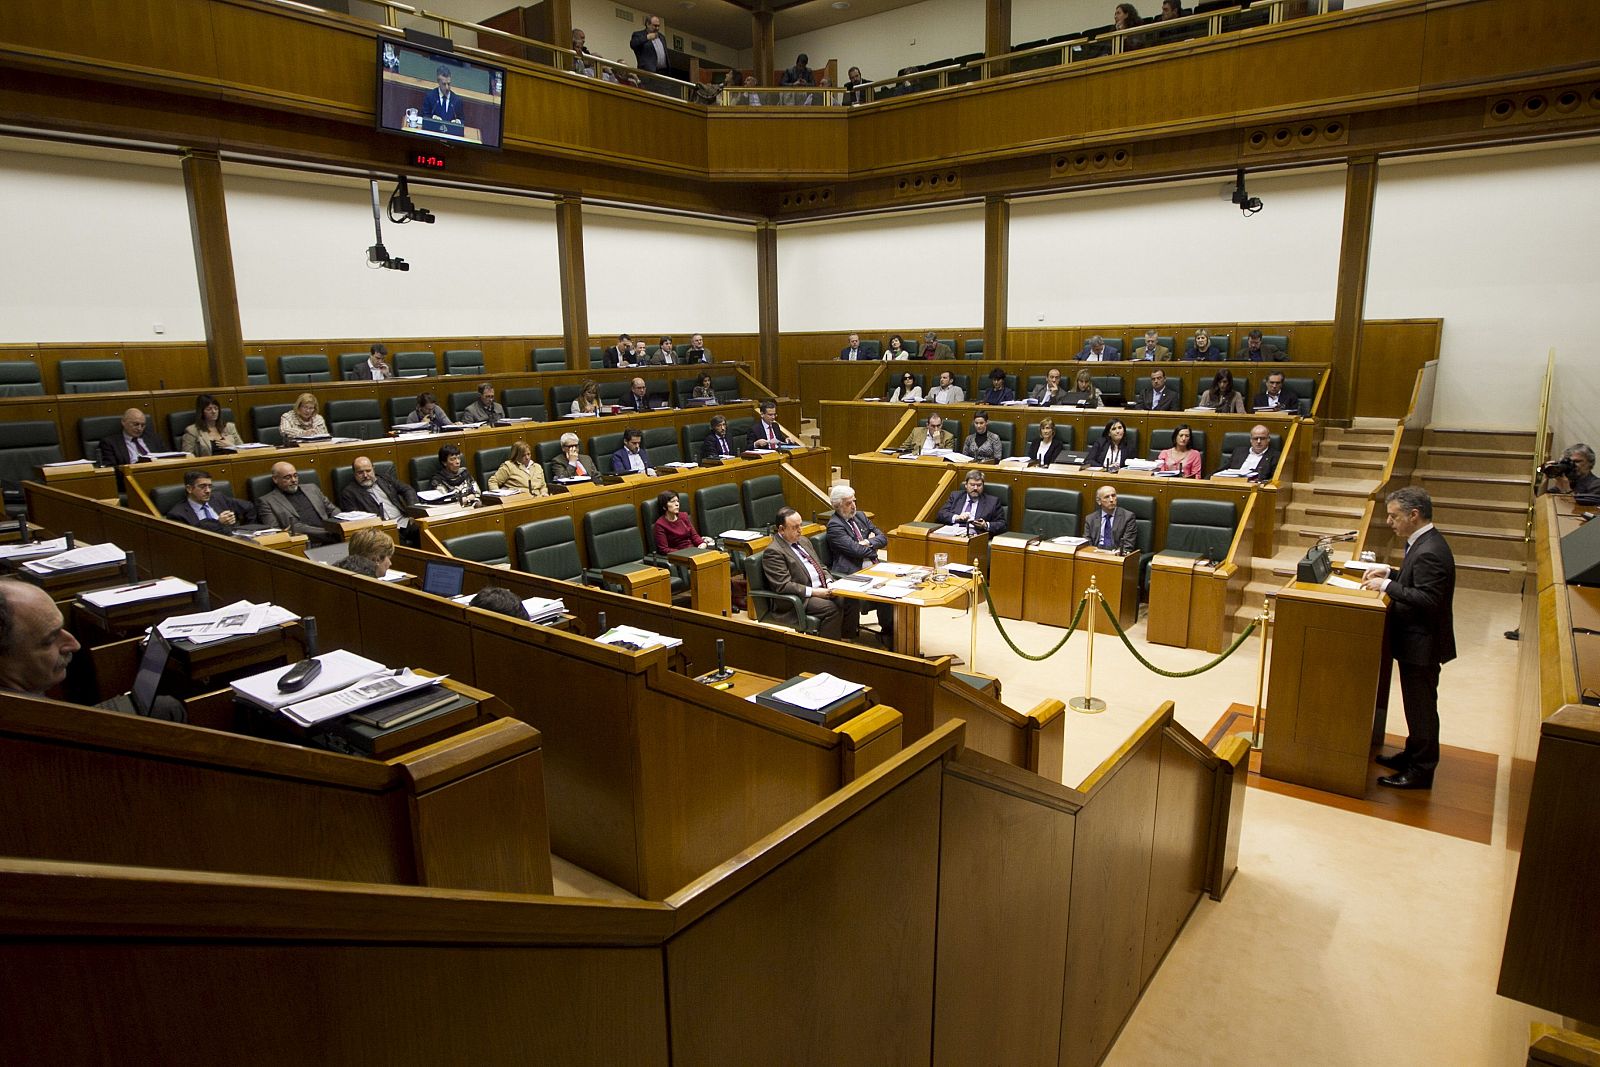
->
[653, 490, 712, 552]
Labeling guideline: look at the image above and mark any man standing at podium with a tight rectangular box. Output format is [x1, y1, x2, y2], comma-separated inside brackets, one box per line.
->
[1360, 486, 1456, 790]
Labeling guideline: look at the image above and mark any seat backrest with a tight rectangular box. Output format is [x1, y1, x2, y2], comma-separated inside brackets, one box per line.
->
[409, 454, 441, 491]
[859, 339, 882, 359]
[394, 351, 437, 377]
[1091, 375, 1123, 399]
[550, 384, 582, 411]
[0, 361, 44, 397]
[1147, 428, 1207, 457]
[1192, 333, 1231, 358]
[531, 347, 566, 372]
[588, 347, 605, 369]
[444, 349, 485, 376]
[475, 445, 512, 486]
[985, 420, 1014, 458]
[447, 391, 478, 419]
[742, 474, 785, 530]
[1026, 421, 1074, 451]
[245, 356, 270, 386]
[1018, 487, 1081, 540]
[168, 407, 236, 445]
[1090, 338, 1125, 357]
[934, 417, 962, 442]
[1283, 378, 1315, 415]
[388, 396, 417, 426]
[502, 387, 546, 422]
[324, 399, 384, 439]
[598, 380, 631, 406]
[278, 354, 330, 383]
[1119, 494, 1156, 554]
[1260, 334, 1290, 356]
[644, 378, 670, 407]
[536, 439, 563, 466]
[250, 404, 292, 449]
[331, 460, 395, 502]
[1221, 430, 1281, 456]
[1026, 375, 1047, 393]
[1165, 498, 1238, 559]
[514, 517, 583, 581]
[711, 375, 740, 403]
[59, 359, 129, 394]
[583, 503, 645, 570]
[694, 483, 745, 538]
[982, 483, 1010, 513]
[337, 353, 368, 378]
[643, 425, 682, 467]
[962, 339, 984, 358]
[589, 431, 625, 463]
[443, 531, 510, 566]
[0, 421, 64, 488]
[77, 414, 127, 463]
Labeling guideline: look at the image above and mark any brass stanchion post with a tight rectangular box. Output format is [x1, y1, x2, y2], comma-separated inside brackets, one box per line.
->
[1069, 578, 1106, 714]
[1243, 598, 1274, 749]
[969, 561, 981, 673]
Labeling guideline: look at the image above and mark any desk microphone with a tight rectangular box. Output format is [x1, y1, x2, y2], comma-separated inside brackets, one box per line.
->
[65, 531, 76, 550]
[17, 516, 30, 544]
[195, 580, 210, 611]
[124, 550, 139, 584]
[707, 637, 734, 682]
[596, 610, 607, 636]
[302, 616, 320, 658]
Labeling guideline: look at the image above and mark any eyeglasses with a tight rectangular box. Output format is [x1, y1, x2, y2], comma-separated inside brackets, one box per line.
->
[1251, 434, 1269, 441]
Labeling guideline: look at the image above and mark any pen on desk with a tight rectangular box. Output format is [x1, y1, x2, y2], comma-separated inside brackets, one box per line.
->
[118, 580, 162, 592]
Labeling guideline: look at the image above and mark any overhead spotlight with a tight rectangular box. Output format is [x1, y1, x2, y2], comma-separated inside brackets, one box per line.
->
[1231, 168, 1263, 216]
[366, 179, 411, 271]
[388, 176, 435, 224]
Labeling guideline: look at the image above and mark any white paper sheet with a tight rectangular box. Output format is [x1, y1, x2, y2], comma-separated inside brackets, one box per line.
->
[81, 577, 197, 608]
[774, 672, 863, 712]
[23, 542, 125, 573]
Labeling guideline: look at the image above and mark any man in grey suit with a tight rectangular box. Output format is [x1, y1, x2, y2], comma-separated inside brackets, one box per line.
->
[257, 461, 340, 545]
[825, 485, 893, 646]
[1083, 485, 1138, 552]
[761, 506, 852, 640]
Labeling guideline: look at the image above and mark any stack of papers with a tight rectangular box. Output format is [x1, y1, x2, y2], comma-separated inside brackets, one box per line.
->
[158, 600, 299, 645]
[720, 529, 765, 542]
[144, 451, 190, 461]
[662, 461, 698, 469]
[232, 649, 388, 713]
[281, 669, 443, 728]
[1122, 458, 1159, 471]
[1212, 469, 1249, 479]
[596, 624, 682, 651]
[22, 542, 125, 574]
[39, 459, 94, 469]
[521, 597, 566, 623]
[81, 577, 198, 609]
[333, 511, 376, 522]
[0, 536, 71, 563]
[764, 673, 864, 712]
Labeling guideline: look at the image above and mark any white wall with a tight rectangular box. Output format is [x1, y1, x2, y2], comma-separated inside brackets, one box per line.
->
[1007, 168, 1346, 327]
[0, 141, 204, 343]
[567, 0, 743, 70]
[224, 168, 562, 339]
[753, 0, 984, 80]
[1365, 143, 1600, 442]
[776, 205, 985, 332]
[582, 209, 759, 334]
[1012, 0, 1116, 46]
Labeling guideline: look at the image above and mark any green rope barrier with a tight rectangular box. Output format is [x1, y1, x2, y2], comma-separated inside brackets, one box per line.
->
[977, 574, 1090, 661]
[1095, 594, 1258, 678]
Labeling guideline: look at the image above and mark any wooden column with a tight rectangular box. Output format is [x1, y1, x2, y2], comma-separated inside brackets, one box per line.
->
[983, 195, 1009, 363]
[757, 221, 779, 388]
[1330, 157, 1377, 423]
[181, 150, 246, 388]
[545, 0, 572, 52]
[555, 194, 590, 370]
[986, 0, 1012, 57]
[752, 6, 775, 84]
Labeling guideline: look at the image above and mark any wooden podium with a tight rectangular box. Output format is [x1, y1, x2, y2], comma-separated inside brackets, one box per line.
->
[1261, 581, 1389, 798]
[1073, 547, 1139, 632]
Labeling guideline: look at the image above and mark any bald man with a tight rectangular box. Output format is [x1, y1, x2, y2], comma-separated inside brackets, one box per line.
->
[256, 462, 340, 544]
[96, 408, 170, 468]
[0, 580, 82, 696]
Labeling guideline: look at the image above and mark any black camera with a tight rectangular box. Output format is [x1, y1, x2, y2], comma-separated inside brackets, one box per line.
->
[1541, 458, 1576, 479]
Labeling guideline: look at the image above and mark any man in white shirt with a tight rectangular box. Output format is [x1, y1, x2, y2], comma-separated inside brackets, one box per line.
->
[751, 400, 798, 448]
[610, 428, 654, 475]
[927, 370, 965, 405]
[1221, 424, 1279, 481]
[1076, 335, 1117, 362]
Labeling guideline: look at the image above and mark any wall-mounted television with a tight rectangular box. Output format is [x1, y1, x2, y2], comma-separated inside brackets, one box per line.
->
[377, 39, 505, 150]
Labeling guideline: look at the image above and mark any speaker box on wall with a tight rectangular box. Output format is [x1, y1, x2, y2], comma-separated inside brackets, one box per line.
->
[1560, 518, 1600, 586]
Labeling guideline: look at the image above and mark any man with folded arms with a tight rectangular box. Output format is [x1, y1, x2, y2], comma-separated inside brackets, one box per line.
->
[166, 469, 255, 532]
[257, 462, 340, 545]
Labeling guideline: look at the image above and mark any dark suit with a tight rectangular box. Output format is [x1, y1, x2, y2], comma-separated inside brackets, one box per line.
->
[1084, 437, 1130, 471]
[603, 345, 636, 369]
[1222, 445, 1279, 481]
[1075, 347, 1121, 362]
[630, 28, 668, 72]
[700, 430, 741, 460]
[1024, 437, 1066, 467]
[620, 392, 652, 414]
[1183, 343, 1221, 361]
[1083, 506, 1138, 552]
[979, 386, 1015, 405]
[339, 473, 417, 519]
[1378, 526, 1456, 773]
[97, 427, 170, 468]
[1250, 388, 1301, 414]
[256, 484, 339, 544]
[547, 455, 599, 482]
[760, 537, 850, 639]
[683, 347, 712, 364]
[1135, 386, 1180, 412]
[422, 88, 464, 124]
[826, 511, 894, 637]
[1240, 343, 1286, 362]
[610, 445, 650, 474]
[839, 345, 867, 361]
[165, 492, 256, 533]
[936, 489, 1007, 535]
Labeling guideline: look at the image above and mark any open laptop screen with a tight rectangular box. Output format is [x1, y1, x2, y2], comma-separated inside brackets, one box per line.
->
[422, 560, 466, 598]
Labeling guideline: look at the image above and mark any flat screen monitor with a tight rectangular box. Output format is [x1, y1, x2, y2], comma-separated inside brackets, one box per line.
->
[422, 560, 467, 598]
[132, 631, 173, 715]
[377, 39, 505, 150]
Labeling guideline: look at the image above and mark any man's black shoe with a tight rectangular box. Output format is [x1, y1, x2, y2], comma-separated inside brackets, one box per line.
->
[1375, 751, 1409, 771]
[1377, 768, 1433, 790]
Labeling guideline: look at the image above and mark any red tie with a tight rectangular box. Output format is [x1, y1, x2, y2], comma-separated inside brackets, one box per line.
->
[573, 460, 585, 476]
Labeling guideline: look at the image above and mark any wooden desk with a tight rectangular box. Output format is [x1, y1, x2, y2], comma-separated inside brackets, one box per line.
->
[831, 564, 975, 657]
[987, 534, 1029, 619]
[1571, 585, 1600, 633]
[670, 546, 732, 617]
[1148, 554, 1199, 647]
[1027, 541, 1084, 630]
[35, 462, 118, 500]
[1073, 547, 1139, 632]
[1262, 580, 1389, 798]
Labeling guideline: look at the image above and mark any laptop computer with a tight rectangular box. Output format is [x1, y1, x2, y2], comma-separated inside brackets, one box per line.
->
[96, 631, 183, 720]
[421, 560, 466, 598]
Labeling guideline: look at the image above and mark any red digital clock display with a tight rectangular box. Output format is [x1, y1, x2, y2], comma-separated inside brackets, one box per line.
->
[410, 151, 447, 170]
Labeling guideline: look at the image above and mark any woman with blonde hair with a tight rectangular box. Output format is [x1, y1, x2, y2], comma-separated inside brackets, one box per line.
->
[278, 392, 328, 442]
[344, 527, 395, 574]
[571, 380, 601, 415]
[488, 439, 548, 496]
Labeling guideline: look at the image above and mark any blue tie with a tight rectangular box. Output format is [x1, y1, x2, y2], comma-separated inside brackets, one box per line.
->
[1102, 513, 1113, 547]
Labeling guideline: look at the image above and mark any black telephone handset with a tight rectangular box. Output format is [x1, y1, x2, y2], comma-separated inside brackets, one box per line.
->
[277, 658, 323, 693]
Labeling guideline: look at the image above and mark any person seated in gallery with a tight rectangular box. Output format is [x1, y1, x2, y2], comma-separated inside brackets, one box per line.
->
[468, 586, 531, 621]
[179, 394, 243, 457]
[961, 411, 1004, 463]
[278, 393, 329, 443]
[1083, 484, 1139, 552]
[890, 371, 922, 403]
[652, 490, 713, 552]
[487, 439, 548, 496]
[1024, 417, 1067, 467]
[917, 331, 952, 360]
[257, 462, 340, 544]
[882, 333, 910, 359]
[97, 408, 170, 467]
[1183, 328, 1221, 361]
[1134, 368, 1180, 411]
[610, 428, 655, 476]
[1250, 371, 1301, 414]
[690, 372, 717, 402]
[979, 367, 1015, 404]
[1155, 423, 1202, 478]
[165, 469, 256, 532]
[571, 380, 602, 416]
[1084, 418, 1131, 472]
[1075, 335, 1118, 362]
[901, 412, 954, 454]
[347, 342, 393, 380]
[430, 443, 481, 505]
[825, 484, 894, 647]
[700, 414, 738, 460]
[340, 528, 394, 576]
[408, 392, 452, 429]
[1240, 329, 1287, 362]
[1197, 368, 1246, 413]
[1030, 368, 1069, 405]
[936, 469, 1007, 535]
[0, 579, 82, 697]
[340, 455, 419, 534]
[1068, 368, 1105, 408]
[548, 432, 598, 481]
[926, 370, 965, 404]
[1220, 424, 1280, 481]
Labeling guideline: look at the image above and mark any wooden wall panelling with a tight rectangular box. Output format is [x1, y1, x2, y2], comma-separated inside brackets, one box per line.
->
[664, 762, 943, 1066]
[268, 551, 366, 656]
[1059, 708, 1165, 1067]
[706, 111, 849, 178]
[1354, 319, 1442, 420]
[1141, 728, 1214, 985]
[0, 0, 225, 87]
[1418, 0, 1600, 90]
[934, 751, 1076, 1067]
[206, 1, 374, 123]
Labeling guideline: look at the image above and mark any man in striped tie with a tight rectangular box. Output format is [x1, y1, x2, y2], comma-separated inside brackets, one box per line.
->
[761, 506, 853, 640]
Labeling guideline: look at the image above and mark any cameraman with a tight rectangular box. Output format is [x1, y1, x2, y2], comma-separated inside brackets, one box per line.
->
[1541, 443, 1599, 497]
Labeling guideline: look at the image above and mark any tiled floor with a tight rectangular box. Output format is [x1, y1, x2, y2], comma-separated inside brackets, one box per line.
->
[913, 585, 1559, 1066]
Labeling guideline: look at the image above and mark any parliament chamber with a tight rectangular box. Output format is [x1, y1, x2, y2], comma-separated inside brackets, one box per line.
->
[2, 0, 1598, 1063]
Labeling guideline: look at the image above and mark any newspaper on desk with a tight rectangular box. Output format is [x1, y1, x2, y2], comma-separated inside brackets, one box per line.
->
[22, 542, 125, 574]
[231, 649, 386, 713]
[157, 600, 298, 644]
[282, 668, 443, 728]
[596, 624, 682, 651]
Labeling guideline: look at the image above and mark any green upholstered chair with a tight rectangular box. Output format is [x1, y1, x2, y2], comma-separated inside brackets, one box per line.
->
[394, 351, 437, 377]
[444, 349, 485, 376]
[1017, 487, 1082, 540]
[502, 387, 546, 422]
[742, 554, 824, 635]
[742, 474, 786, 531]
[0, 362, 45, 397]
[1161, 498, 1238, 566]
[59, 359, 128, 394]
[531, 347, 567, 372]
[443, 531, 510, 567]
[514, 517, 583, 582]
[324, 399, 384, 440]
[245, 357, 270, 385]
[0, 421, 64, 511]
[253, 406, 293, 449]
[277, 354, 330, 383]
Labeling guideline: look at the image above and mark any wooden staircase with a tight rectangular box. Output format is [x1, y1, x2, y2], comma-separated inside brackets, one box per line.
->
[1412, 428, 1539, 593]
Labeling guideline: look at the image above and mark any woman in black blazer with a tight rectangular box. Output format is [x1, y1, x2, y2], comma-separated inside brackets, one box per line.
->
[1024, 417, 1066, 467]
[1085, 417, 1130, 471]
